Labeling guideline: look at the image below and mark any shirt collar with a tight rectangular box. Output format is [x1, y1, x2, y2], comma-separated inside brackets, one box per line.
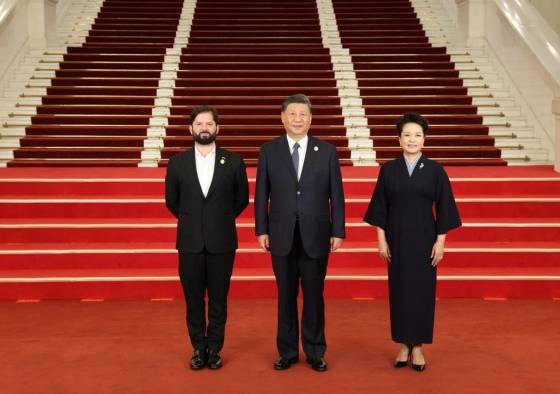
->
[404, 153, 422, 167]
[195, 144, 216, 159]
[286, 134, 308, 151]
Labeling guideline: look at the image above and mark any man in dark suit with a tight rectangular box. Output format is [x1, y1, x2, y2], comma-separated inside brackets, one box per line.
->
[254, 94, 346, 372]
[165, 105, 249, 370]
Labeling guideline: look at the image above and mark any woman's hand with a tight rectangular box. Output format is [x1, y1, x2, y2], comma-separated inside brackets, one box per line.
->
[377, 227, 391, 262]
[379, 239, 391, 262]
[431, 235, 446, 266]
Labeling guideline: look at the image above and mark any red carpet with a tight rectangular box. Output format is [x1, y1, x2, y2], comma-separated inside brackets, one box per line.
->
[1, 299, 558, 393]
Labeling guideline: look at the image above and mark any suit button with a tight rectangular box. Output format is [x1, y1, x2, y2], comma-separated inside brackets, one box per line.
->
[297, 191, 301, 195]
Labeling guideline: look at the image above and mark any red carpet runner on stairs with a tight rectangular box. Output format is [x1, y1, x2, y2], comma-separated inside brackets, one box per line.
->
[1, 0, 555, 299]
[160, 0, 351, 166]
[0, 166, 559, 300]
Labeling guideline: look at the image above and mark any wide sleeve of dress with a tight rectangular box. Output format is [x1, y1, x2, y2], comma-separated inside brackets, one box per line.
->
[363, 165, 388, 229]
[435, 165, 462, 234]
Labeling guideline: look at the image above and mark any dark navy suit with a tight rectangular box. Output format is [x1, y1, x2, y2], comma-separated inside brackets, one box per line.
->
[254, 135, 345, 359]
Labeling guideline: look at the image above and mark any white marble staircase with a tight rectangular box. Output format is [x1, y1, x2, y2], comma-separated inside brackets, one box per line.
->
[0, 0, 104, 166]
[411, 0, 550, 164]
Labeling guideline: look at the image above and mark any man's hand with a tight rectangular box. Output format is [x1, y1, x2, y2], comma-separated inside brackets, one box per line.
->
[257, 234, 270, 251]
[330, 237, 343, 252]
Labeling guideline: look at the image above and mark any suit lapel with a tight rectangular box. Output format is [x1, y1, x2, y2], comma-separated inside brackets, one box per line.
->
[298, 135, 319, 185]
[186, 148, 205, 199]
[279, 136, 298, 183]
[205, 146, 225, 199]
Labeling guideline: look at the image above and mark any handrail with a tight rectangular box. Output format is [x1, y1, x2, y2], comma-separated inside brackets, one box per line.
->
[0, 0, 18, 27]
[494, 0, 560, 87]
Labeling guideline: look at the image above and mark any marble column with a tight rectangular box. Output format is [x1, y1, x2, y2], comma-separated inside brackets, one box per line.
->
[552, 93, 560, 172]
[456, 0, 486, 47]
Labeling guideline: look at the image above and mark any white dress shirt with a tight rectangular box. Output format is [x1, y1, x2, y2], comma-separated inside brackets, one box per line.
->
[286, 134, 308, 180]
[194, 145, 215, 197]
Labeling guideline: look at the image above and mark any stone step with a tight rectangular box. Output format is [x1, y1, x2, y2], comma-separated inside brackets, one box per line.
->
[31, 71, 56, 79]
[22, 87, 47, 97]
[473, 97, 517, 107]
[468, 88, 510, 98]
[496, 137, 547, 150]
[14, 97, 42, 106]
[478, 107, 522, 117]
[489, 126, 534, 138]
[348, 138, 373, 149]
[3, 117, 32, 127]
[464, 80, 504, 89]
[27, 81, 52, 88]
[502, 148, 549, 161]
[459, 71, 484, 79]
[10, 108, 37, 116]
[0, 138, 20, 148]
[0, 149, 14, 160]
[0, 127, 26, 137]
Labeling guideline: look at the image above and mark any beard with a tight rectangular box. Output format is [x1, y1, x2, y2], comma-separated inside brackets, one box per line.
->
[193, 131, 216, 145]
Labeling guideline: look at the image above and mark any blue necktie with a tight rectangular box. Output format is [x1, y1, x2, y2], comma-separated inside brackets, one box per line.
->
[292, 142, 299, 179]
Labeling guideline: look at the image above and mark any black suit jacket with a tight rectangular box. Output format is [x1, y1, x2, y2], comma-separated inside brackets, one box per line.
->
[254, 135, 345, 258]
[165, 147, 249, 253]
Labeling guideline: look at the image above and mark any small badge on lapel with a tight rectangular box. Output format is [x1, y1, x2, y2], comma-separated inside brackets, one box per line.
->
[419, 162, 424, 170]
[220, 157, 226, 165]
[313, 146, 319, 152]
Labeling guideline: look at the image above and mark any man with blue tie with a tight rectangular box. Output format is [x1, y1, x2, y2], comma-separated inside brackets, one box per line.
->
[254, 94, 346, 372]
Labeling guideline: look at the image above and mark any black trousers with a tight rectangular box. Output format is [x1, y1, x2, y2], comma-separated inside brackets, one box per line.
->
[178, 250, 235, 352]
[271, 224, 328, 360]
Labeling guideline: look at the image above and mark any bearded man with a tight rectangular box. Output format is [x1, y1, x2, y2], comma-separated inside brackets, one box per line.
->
[165, 105, 249, 370]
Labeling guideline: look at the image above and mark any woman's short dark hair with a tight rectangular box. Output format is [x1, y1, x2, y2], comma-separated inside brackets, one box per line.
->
[281, 93, 313, 113]
[190, 105, 220, 125]
[396, 112, 428, 136]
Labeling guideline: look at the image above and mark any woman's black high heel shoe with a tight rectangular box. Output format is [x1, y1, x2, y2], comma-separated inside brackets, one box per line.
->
[394, 345, 411, 368]
[410, 345, 426, 372]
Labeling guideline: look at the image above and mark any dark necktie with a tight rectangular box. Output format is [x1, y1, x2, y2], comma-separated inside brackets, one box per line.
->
[292, 142, 299, 179]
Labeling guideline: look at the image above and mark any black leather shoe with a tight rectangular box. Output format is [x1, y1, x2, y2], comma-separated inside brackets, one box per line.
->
[394, 345, 411, 368]
[306, 357, 328, 372]
[394, 360, 408, 368]
[273, 356, 299, 370]
[207, 350, 222, 370]
[190, 349, 207, 370]
[410, 346, 426, 372]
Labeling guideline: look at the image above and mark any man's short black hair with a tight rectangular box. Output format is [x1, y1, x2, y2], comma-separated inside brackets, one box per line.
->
[190, 105, 220, 125]
[281, 94, 313, 113]
[396, 112, 428, 136]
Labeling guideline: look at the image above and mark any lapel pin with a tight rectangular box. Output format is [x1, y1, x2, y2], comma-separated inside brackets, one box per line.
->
[220, 157, 226, 165]
[314, 146, 319, 152]
[419, 162, 424, 169]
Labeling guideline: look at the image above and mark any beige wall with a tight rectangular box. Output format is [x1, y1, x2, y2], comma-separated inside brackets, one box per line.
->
[528, 0, 560, 35]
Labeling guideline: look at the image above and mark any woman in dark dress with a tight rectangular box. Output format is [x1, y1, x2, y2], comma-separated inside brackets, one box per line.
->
[363, 112, 461, 372]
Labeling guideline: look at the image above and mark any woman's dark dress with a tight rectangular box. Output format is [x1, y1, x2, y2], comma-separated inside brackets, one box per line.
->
[363, 155, 461, 344]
